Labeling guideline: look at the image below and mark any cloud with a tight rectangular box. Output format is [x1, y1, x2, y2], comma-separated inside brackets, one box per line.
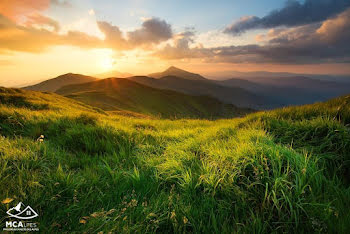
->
[0, 0, 50, 22]
[97, 21, 129, 50]
[156, 8, 350, 64]
[154, 30, 211, 60]
[97, 18, 173, 50]
[0, 12, 174, 53]
[255, 34, 266, 42]
[51, 0, 71, 8]
[127, 18, 173, 45]
[0, 14, 102, 53]
[224, 0, 350, 36]
[25, 13, 60, 32]
[0, 2, 174, 53]
[2, 0, 347, 67]
[224, 16, 260, 36]
[316, 8, 350, 45]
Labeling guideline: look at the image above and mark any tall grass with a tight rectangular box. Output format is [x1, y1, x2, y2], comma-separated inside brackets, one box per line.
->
[0, 88, 349, 233]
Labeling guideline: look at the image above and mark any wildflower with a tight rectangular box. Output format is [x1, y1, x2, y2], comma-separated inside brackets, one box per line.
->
[170, 211, 176, 220]
[183, 216, 188, 224]
[2, 198, 14, 204]
[129, 199, 137, 207]
[37, 135, 45, 143]
[79, 219, 87, 224]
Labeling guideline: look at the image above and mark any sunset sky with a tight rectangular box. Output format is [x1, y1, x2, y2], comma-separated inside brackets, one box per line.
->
[1, 0, 350, 86]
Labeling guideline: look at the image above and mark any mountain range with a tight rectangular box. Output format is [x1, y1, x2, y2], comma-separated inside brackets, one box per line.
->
[218, 76, 350, 107]
[128, 75, 265, 109]
[22, 66, 350, 114]
[55, 78, 252, 118]
[207, 70, 350, 83]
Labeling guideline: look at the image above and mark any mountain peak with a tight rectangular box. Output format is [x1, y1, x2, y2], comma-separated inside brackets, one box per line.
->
[149, 66, 207, 81]
[57, 73, 78, 78]
[166, 66, 182, 72]
[24, 73, 98, 92]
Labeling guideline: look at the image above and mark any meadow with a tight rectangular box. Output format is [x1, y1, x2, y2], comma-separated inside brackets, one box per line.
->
[0, 87, 349, 233]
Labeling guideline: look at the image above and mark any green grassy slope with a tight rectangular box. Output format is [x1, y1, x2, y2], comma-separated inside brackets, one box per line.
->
[56, 78, 251, 119]
[0, 87, 349, 233]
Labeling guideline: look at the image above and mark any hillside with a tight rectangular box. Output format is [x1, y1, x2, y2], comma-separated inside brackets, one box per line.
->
[55, 78, 251, 118]
[129, 75, 266, 109]
[3, 0, 350, 232]
[149, 66, 207, 81]
[23, 73, 98, 92]
[0, 87, 349, 233]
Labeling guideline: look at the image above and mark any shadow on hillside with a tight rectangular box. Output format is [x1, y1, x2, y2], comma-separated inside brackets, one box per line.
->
[0, 94, 49, 110]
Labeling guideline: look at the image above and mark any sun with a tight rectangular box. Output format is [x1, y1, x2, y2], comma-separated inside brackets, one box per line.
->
[99, 57, 115, 71]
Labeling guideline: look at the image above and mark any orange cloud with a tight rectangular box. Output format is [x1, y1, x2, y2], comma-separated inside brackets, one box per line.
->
[255, 34, 265, 42]
[317, 8, 350, 44]
[0, 13, 175, 54]
[25, 13, 60, 32]
[0, 0, 50, 22]
[0, 14, 102, 53]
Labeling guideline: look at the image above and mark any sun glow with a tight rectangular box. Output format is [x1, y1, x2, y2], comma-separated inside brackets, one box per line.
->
[99, 57, 115, 71]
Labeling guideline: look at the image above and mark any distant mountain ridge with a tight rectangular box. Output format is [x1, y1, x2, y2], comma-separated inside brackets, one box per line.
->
[129, 75, 266, 109]
[23, 73, 98, 92]
[149, 66, 207, 81]
[218, 76, 350, 107]
[56, 78, 252, 118]
[207, 70, 350, 83]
